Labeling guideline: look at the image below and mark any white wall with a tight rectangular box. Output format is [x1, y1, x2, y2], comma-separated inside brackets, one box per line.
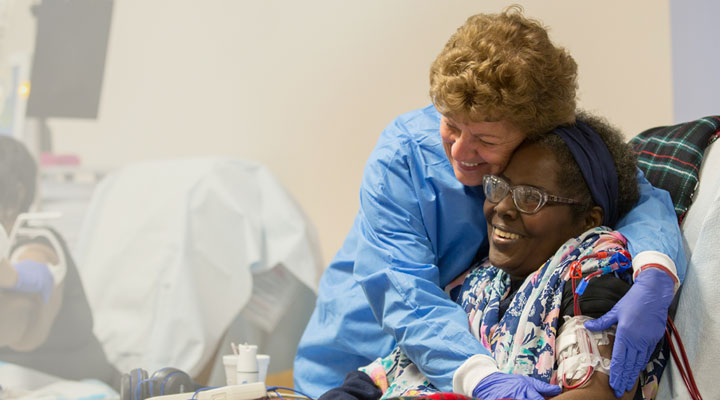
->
[8, 0, 675, 267]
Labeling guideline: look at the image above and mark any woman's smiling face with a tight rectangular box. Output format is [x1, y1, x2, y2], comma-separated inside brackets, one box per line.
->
[484, 141, 589, 280]
[440, 116, 526, 187]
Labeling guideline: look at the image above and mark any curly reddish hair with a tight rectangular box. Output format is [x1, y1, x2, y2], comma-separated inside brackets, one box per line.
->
[429, 6, 578, 137]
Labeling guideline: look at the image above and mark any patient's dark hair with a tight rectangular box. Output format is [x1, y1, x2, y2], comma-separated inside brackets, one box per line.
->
[529, 111, 639, 225]
[0, 135, 37, 212]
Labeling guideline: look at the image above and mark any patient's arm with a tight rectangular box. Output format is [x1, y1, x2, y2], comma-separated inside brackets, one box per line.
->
[0, 257, 18, 287]
[554, 272, 639, 399]
[14, 242, 60, 265]
[0, 242, 64, 351]
[554, 335, 637, 399]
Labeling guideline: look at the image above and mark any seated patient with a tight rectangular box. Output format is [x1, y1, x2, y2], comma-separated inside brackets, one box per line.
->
[321, 114, 670, 400]
[0, 135, 118, 385]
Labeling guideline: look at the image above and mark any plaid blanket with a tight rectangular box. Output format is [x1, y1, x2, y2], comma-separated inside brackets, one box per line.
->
[630, 116, 720, 223]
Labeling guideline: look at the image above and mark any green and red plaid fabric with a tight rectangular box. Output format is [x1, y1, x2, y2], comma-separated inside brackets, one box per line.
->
[630, 116, 720, 223]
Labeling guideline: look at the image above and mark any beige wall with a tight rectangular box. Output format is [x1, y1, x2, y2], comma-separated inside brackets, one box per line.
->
[9, 0, 674, 269]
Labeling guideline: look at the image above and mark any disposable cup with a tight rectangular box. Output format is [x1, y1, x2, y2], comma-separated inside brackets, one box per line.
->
[256, 354, 270, 383]
[223, 355, 238, 385]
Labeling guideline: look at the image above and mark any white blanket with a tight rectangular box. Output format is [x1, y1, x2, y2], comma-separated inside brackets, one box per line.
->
[75, 158, 323, 377]
[658, 143, 720, 399]
[0, 362, 118, 399]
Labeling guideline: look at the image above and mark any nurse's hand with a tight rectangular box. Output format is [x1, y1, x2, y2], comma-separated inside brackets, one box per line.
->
[6, 260, 54, 303]
[585, 268, 675, 398]
[472, 372, 561, 400]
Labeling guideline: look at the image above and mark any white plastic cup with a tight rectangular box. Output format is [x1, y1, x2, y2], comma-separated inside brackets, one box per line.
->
[256, 354, 270, 383]
[223, 355, 238, 385]
[236, 344, 258, 384]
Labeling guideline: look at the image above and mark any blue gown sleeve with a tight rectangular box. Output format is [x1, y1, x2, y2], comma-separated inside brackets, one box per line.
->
[352, 134, 491, 392]
[615, 169, 687, 282]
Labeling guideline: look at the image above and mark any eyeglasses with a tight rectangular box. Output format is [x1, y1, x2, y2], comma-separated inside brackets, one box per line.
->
[482, 174, 582, 214]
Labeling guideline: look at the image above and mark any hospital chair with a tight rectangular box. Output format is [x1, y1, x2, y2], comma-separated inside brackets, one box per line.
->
[629, 116, 720, 400]
[74, 158, 324, 387]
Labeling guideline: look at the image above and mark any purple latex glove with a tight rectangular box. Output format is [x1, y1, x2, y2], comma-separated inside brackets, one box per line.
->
[8, 260, 54, 303]
[585, 268, 675, 398]
[472, 372, 561, 400]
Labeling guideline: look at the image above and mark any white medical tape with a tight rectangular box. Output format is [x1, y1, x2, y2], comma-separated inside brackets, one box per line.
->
[556, 315, 612, 383]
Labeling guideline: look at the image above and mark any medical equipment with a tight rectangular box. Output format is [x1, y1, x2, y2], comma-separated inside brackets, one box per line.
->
[121, 370, 313, 400]
[665, 318, 703, 400]
[558, 250, 632, 389]
[143, 384, 315, 400]
[555, 315, 612, 389]
[265, 386, 313, 400]
[568, 250, 631, 316]
[197, 383, 266, 400]
[122, 340, 273, 400]
[141, 383, 267, 400]
[565, 248, 702, 396]
[120, 368, 204, 400]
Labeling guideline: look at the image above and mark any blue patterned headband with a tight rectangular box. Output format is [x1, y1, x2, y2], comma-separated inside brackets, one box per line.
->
[553, 120, 619, 227]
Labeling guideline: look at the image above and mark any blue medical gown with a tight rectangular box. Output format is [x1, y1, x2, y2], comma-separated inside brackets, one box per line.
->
[294, 105, 686, 397]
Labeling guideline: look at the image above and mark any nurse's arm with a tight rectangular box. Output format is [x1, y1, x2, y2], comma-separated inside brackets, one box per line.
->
[353, 149, 494, 392]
